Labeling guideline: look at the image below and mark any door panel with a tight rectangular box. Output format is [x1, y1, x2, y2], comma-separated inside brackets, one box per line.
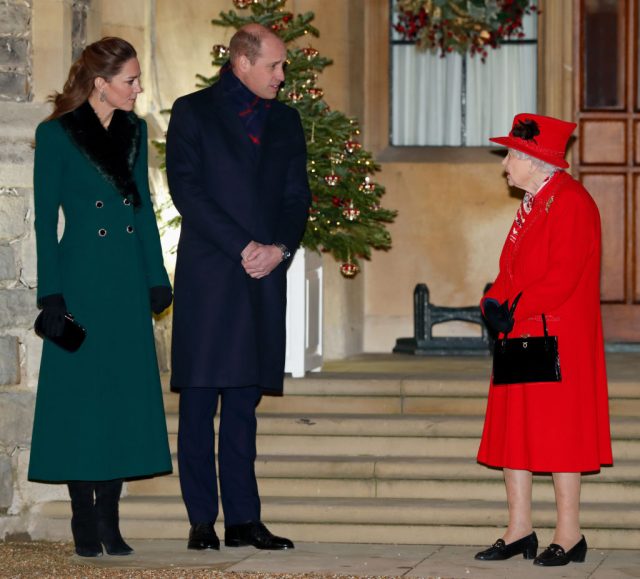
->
[575, 0, 640, 340]
[583, 173, 626, 302]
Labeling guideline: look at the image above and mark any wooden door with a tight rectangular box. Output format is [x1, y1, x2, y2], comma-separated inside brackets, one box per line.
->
[574, 0, 640, 340]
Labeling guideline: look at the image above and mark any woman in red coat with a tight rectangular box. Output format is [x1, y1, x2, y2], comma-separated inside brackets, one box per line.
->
[475, 114, 612, 567]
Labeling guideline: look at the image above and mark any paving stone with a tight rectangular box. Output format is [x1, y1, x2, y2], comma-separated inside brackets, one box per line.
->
[0, 335, 19, 385]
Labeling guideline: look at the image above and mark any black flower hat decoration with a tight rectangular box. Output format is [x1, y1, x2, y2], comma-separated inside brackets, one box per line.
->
[511, 118, 540, 143]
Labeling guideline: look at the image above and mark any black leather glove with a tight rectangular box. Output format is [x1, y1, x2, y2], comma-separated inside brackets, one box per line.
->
[482, 298, 514, 334]
[150, 285, 173, 314]
[38, 294, 67, 337]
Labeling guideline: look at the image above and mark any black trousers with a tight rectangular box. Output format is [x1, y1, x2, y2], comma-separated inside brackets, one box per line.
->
[177, 386, 262, 526]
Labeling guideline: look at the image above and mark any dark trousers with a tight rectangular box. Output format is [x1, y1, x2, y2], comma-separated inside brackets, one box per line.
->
[177, 386, 262, 526]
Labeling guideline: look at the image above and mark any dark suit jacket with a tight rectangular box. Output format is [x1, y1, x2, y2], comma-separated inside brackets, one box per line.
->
[166, 81, 310, 393]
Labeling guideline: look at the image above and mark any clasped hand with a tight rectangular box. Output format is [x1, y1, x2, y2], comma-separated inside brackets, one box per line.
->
[482, 298, 514, 334]
[241, 241, 282, 279]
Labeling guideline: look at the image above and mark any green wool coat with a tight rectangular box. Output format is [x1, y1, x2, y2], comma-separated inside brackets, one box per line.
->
[28, 105, 172, 482]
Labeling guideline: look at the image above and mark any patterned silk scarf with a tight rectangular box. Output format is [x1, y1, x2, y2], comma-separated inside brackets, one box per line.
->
[508, 173, 558, 245]
[219, 62, 272, 148]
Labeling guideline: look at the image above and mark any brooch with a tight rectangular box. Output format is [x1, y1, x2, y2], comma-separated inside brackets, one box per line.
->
[545, 196, 554, 213]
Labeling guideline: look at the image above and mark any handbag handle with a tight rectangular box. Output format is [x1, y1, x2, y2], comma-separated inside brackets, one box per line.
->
[502, 291, 549, 340]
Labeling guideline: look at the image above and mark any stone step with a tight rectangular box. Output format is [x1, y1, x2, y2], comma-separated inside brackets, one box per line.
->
[132, 454, 640, 486]
[128, 466, 640, 504]
[164, 413, 640, 439]
[34, 496, 640, 549]
[168, 430, 640, 460]
[162, 379, 640, 417]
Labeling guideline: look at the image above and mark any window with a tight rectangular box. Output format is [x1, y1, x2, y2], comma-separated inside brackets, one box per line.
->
[390, 2, 538, 146]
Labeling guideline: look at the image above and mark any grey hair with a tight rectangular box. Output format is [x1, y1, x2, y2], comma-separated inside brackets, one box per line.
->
[508, 148, 560, 175]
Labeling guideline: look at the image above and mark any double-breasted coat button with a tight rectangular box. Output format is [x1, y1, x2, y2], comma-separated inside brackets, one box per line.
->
[123, 198, 131, 206]
[126, 225, 134, 233]
[95, 201, 104, 208]
[98, 228, 107, 237]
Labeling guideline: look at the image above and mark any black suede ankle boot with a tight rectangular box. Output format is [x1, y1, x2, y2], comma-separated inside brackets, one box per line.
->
[67, 482, 102, 557]
[95, 479, 133, 555]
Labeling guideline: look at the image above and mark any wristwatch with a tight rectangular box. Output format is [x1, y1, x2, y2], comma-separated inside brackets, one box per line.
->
[273, 242, 291, 261]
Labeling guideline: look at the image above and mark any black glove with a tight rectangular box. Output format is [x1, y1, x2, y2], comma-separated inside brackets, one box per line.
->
[38, 294, 67, 337]
[482, 298, 514, 334]
[150, 285, 173, 314]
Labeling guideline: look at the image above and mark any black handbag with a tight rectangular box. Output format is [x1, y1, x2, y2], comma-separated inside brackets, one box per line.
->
[492, 293, 561, 385]
[34, 311, 86, 353]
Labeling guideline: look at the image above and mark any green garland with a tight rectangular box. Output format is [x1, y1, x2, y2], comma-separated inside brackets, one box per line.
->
[394, 0, 538, 60]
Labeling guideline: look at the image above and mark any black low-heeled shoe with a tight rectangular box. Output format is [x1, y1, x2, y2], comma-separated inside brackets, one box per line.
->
[474, 531, 538, 561]
[533, 535, 587, 567]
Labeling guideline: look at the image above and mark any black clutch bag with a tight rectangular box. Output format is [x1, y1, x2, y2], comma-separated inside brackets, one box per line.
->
[34, 311, 87, 353]
[492, 294, 561, 385]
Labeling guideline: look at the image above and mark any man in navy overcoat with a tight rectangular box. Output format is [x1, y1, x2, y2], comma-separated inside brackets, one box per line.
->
[166, 23, 310, 551]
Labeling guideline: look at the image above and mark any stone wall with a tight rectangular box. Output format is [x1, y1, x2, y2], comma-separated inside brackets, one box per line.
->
[0, 0, 68, 539]
[0, 0, 32, 102]
[0, 100, 63, 540]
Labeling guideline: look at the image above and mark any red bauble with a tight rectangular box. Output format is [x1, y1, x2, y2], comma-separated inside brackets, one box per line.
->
[340, 262, 359, 278]
[302, 47, 319, 60]
[325, 174, 340, 187]
[212, 44, 229, 59]
[307, 87, 324, 100]
[359, 177, 376, 193]
[342, 202, 360, 222]
[345, 140, 362, 154]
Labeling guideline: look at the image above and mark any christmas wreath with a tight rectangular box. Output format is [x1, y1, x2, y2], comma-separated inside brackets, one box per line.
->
[394, 0, 538, 60]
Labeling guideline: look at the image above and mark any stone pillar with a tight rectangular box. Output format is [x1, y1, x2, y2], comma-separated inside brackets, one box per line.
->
[538, 0, 573, 121]
[31, 0, 73, 103]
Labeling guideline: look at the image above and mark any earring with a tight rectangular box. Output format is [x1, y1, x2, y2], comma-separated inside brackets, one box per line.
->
[99, 90, 106, 103]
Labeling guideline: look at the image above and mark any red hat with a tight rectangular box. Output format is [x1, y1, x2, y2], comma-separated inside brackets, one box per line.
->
[489, 113, 577, 169]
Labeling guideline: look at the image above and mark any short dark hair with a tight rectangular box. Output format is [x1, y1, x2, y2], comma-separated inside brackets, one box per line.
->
[229, 29, 262, 66]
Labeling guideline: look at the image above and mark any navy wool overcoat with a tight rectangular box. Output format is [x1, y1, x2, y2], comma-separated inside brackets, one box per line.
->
[166, 81, 310, 393]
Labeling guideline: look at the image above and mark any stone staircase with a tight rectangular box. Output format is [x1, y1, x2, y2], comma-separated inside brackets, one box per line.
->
[32, 357, 640, 549]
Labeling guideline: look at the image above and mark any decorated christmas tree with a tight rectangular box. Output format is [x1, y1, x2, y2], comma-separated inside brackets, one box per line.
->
[156, 0, 396, 277]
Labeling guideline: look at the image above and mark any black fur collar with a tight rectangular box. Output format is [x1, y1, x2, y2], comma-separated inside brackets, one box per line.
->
[60, 101, 141, 207]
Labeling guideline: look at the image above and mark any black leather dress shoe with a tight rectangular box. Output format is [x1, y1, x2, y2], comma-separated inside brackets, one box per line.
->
[474, 532, 538, 561]
[188, 522, 220, 550]
[225, 521, 294, 550]
[533, 535, 587, 566]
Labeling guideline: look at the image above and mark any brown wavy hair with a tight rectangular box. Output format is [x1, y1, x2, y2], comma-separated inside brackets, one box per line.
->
[46, 37, 137, 121]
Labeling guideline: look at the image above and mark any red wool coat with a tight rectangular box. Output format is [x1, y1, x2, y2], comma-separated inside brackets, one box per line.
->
[477, 171, 613, 472]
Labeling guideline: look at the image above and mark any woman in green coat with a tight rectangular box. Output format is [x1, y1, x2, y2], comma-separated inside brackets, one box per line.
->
[28, 37, 173, 558]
